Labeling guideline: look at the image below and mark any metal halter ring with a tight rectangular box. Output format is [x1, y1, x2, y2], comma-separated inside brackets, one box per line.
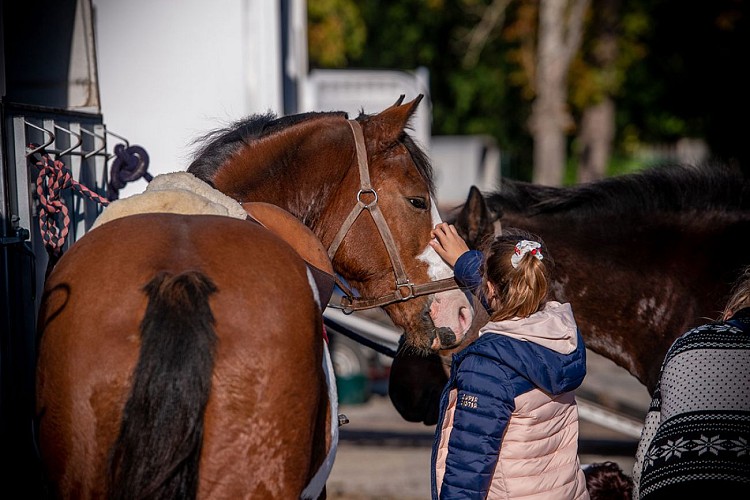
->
[395, 282, 415, 301]
[357, 188, 378, 208]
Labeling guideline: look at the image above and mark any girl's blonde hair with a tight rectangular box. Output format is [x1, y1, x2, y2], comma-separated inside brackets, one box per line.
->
[723, 265, 750, 321]
[482, 228, 554, 321]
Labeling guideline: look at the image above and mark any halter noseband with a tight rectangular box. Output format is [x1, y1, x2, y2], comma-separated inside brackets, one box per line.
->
[326, 119, 459, 313]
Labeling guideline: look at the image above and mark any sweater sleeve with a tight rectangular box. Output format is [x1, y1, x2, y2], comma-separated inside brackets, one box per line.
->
[439, 355, 514, 499]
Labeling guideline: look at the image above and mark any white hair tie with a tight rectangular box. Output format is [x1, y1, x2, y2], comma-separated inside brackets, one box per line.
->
[511, 240, 543, 269]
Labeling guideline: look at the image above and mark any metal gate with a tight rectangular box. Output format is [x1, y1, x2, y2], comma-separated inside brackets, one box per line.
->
[0, 101, 111, 493]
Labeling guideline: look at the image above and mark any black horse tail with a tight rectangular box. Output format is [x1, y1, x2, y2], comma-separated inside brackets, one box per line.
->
[107, 271, 218, 500]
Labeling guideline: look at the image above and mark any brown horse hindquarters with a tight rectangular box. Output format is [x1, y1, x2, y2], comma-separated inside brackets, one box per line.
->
[195, 218, 329, 498]
[36, 213, 328, 499]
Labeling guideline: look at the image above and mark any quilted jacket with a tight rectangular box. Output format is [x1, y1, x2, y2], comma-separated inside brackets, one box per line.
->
[431, 251, 590, 499]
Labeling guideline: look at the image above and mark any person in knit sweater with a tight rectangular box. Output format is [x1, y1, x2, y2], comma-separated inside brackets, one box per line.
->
[631, 265, 750, 498]
[428, 223, 590, 500]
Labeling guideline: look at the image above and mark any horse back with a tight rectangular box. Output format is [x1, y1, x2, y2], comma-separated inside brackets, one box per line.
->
[36, 213, 329, 499]
[500, 210, 749, 392]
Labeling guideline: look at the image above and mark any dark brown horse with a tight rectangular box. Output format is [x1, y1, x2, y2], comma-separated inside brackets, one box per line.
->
[35, 96, 475, 498]
[389, 162, 750, 424]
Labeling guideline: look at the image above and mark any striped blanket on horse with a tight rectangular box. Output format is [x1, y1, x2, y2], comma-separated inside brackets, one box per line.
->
[632, 308, 750, 498]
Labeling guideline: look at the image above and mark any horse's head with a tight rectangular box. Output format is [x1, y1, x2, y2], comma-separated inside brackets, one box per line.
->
[187, 96, 474, 353]
[389, 184, 496, 424]
[320, 96, 474, 352]
[450, 185, 499, 250]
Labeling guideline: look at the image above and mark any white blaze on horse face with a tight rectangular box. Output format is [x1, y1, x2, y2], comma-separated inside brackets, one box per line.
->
[417, 200, 474, 348]
[418, 203, 454, 280]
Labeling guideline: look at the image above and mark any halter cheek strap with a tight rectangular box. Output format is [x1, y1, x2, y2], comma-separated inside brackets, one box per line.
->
[327, 121, 409, 285]
[326, 120, 458, 313]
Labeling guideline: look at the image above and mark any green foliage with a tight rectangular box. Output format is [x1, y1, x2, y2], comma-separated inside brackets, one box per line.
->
[342, 0, 536, 174]
[309, 0, 750, 178]
[606, 153, 651, 177]
[308, 0, 366, 67]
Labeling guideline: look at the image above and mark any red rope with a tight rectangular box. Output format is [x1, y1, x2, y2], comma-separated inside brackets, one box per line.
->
[31, 150, 110, 255]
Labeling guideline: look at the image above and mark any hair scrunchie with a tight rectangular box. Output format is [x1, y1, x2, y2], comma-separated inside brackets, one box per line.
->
[511, 240, 543, 269]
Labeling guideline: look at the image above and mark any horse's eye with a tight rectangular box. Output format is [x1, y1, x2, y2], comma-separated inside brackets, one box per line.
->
[408, 197, 428, 210]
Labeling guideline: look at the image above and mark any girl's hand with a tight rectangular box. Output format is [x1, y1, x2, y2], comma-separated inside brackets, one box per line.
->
[429, 223, 470, 267]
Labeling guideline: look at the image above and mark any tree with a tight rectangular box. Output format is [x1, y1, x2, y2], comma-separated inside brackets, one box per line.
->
[307, 0, 366, 67]
[616, 0, 749, 174]
[529, 0, 589, 185]
[573, 0, 620, 183]
[310, 0, 750, 182]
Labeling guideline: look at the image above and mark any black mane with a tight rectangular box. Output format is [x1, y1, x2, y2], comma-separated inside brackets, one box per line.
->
[185, 110, 434, 194]
[186, 111, 346, 181]
[488, 163, 749, 218]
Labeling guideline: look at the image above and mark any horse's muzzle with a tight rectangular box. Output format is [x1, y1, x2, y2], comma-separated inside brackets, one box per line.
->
[434, 327, 458, 349]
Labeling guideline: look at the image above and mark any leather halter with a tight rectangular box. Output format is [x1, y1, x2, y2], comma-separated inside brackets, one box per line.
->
[326, 120, 459, 313]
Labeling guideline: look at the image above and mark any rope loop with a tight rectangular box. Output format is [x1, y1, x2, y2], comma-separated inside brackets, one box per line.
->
[108, 143, 151, 200]
[29, 146, 110, 256]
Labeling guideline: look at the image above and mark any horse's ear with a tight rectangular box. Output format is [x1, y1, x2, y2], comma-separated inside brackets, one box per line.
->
[366, 94, 423, 148]
[454, 185, 495, 251]
[380, 95, 407, 113]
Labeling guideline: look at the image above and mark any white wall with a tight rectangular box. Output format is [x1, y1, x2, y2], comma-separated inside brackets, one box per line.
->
[302, 68, 432, 152]
[92, 1, 480, 208]
[93, 0, 284, 198]
[431, 135, 501, 211]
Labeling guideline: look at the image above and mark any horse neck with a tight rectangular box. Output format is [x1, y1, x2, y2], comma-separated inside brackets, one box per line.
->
[502, 210, 664, 388]
[211, 119, 354, 234]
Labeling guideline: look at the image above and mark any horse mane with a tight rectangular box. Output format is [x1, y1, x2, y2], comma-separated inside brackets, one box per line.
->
[399, 130, 436, 195]
[488, 163, 749, 218]
[186, 111, 347, 181]
[186, 109, 435, 194]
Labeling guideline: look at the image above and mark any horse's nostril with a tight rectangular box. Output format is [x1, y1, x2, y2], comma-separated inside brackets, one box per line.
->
[435, 327, 456, 348]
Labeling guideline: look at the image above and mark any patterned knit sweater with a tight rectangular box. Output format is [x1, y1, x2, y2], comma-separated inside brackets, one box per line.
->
[631, 307, 750, 498]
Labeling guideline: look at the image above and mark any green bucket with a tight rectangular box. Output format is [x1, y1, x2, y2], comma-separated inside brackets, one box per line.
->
[336, 374, 370, 405]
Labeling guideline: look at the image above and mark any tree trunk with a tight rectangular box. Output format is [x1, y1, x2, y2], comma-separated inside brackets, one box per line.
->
[577, 98, 614, 182]
[576, 0, 621, 183]
[530, 0, 590, 186]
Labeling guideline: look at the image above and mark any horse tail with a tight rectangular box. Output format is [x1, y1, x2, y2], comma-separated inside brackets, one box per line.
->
[107, 271, 218, 500]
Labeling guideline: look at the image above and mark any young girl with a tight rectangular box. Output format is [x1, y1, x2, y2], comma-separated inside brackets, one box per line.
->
[429, 222, 590, 499]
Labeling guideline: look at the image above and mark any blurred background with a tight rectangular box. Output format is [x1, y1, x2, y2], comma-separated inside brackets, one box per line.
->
[5, 0, 747, 199]
[1, 0, 745, 496]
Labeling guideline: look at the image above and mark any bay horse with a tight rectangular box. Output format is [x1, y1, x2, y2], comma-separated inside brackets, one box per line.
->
[388, 162, 750, 425]
[35, 96, 475, 498]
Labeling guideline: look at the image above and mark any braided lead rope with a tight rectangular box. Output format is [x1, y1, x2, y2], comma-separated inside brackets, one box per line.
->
[31, 149, 110, 255]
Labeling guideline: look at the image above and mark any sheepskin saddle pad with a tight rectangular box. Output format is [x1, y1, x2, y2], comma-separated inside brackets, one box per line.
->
[92, 171, 248, 230]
